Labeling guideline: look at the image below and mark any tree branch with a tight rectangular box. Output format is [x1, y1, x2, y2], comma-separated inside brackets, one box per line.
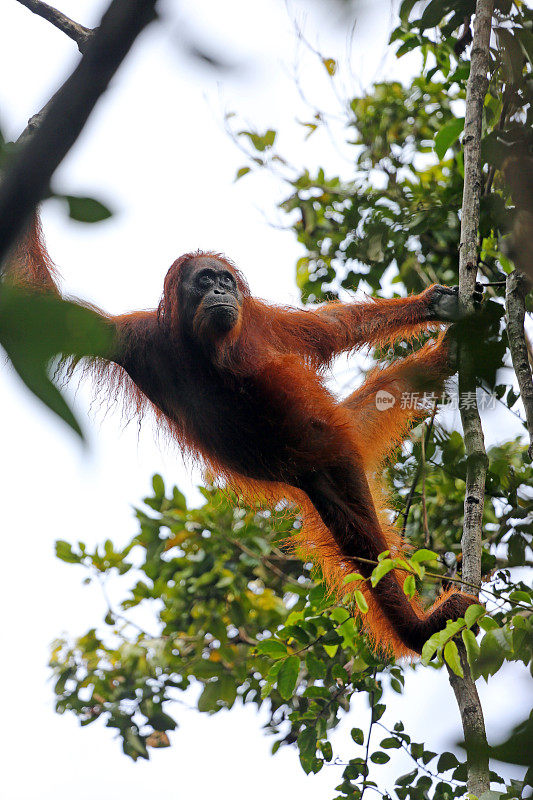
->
[458, 0, 493, 593]
[14, 0, 93, 53]
[505, 271, 533, 460]
[447, 645, 490, 792]
[452, 0, 494, 794]
[0, 0, 159, 271]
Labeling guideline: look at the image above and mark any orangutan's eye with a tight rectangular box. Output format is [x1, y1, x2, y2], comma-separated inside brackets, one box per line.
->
[197, 271, 214, 290]
[219, 274, 235, 290]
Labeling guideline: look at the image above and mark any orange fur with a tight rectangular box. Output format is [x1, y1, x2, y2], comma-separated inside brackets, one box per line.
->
[7, 226, 478, 657]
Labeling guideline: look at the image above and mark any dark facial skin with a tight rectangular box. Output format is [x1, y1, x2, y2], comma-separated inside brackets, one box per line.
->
[180, 257, 243, 337]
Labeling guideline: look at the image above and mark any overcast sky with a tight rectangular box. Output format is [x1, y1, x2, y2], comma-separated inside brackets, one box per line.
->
[0, 2, 528, 798]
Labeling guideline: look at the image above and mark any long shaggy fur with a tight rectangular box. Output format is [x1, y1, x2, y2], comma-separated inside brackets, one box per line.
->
[9, 228, 477, 658]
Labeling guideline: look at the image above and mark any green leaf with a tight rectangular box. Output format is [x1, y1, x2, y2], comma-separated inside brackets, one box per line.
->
[321, 629, 343, 645]
[322, 58, 337, 76]
[125, 728, 149, 759]
[437, 752, 460, 771]
[303, 685, 330, 699]
[3, 343, 82, 437]
[171, 486, 187, 510]
[434, 117, 464, 160]
[343, 572, 365, 584]
[477, 631, 505, 680]
[465, 604, 485, 628]
[298, 727, 318, 774]
[509, 590, 532, 605]
[306, 651, 326, 679]
[418, 0, 451, 30]
[411, 549, 440, 563]
[309, 583, 330, 610]
[381, 737, 402, 749]
[235, 166, 251, 181]
[370, 751, 390, 764]
[371, 559, 394, 587]
[152, 474, 165, 498]
[197, 681, 221, 713]
[61, 195, 113, 223]
[320, 740, 333, 762]
[396, 37, 422, 58]
[410, 742, 423, 759]
[479, 615, 499, 631]
[331, 663, 348, 685]
[403, 575, 416, 599]
[354, 590, 369, 613]
[462, 628, 480, 666]
[298, 726, 317, 758]
[277, 655, 299, 699]
[261, 660, 283, 699]
[148, 711, 177, 732]
[517, 28, 533, 67]
[256, 639, 288, 659]
[443, 641, 463, 677]
[496, 28, 525, 85]
[55, 540, 82, 563]
[421, 633, 441, 665]
[0, 286, 114, 438]
[395, 769, 418, 786]
[351, 727, 364, 745]
[399, 0, 417, 22]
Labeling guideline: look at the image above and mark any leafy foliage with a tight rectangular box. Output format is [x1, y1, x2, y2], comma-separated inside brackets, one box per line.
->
[52, 466, 531, 795]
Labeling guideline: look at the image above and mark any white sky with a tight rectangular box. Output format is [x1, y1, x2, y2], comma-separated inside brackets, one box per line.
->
[0, 1, 528, 798]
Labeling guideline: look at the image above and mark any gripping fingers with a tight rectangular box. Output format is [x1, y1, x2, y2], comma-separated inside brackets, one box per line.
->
[428, 283, 484, 322]
[427, 285, 460, 322]
[473, 282, 484, 308]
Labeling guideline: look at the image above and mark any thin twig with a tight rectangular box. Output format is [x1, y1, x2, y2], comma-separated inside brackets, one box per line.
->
[400, 402, 437, 536]
[15, 0, 93, 52]
[94, 571, 157, 638]
[226, 535, 306, 587]
[360, 668, 378, 800]
[420, 423, 431, 547]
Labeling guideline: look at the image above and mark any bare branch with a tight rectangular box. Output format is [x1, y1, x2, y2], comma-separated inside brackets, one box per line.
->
[450, 0, 495, 795]
[447, 647, 489, 791]
[506, 271, 533, 460]
[458, 0, 493, 606]
[14, 0, 93, 53]
[0, 0, 159, 270]
[457, 0, 493, 592]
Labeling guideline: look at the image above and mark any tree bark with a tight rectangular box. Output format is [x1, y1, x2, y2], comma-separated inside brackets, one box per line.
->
[451, 0, 494, 794]
[15, 0, 93, 52]
[506, 271, 533, 460]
